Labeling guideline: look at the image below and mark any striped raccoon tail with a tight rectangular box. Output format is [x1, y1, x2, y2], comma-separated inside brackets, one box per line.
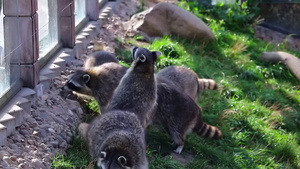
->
[193, 120, 222, 140]
[198, 78, 218, 92]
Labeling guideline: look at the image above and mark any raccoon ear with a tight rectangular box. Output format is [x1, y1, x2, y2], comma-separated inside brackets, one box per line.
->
[131, 46, 138, 60]
[100, 151, 107, 159]
[152, 51, 161, 62]
[117, 156, 127, 166]
[140, 54, 146, 62]
[82, 74, 90, 83]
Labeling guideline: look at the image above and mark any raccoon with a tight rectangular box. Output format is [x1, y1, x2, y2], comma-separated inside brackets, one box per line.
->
[156, 66, 218, 101]
[84, 51, 119, 70]
[155, 76, 222, 154]
[61, 62, 127, 112]
[86, 110, 148, 169]
[106, 46, 161, 127]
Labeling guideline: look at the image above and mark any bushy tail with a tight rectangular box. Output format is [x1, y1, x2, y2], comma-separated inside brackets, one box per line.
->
[194, 120, 222, 139]
[197, 78, 218, 94]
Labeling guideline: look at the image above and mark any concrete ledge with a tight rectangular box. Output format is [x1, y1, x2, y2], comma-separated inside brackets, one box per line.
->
[76, 35, 89, 48]
[99, 2, 115, 22]
[8, 96, 31, 115]
[74, 40, 84, 59]
[89, 21, 101, 35]
[4, 105, 24, 127]
[82, 28, 96, 40]
[17, 88, 37, 107]
[0, 123, 7, 146]
[0, 113, 16, 136]
[40, 67, 55, 80]
[48, 64, 62, 76]
[80, 32, 91, 42]
[59, 52, 72, 66]
[0, 102, 25, 127]
[53, 57, 67, 71]
[39, 75, 52, 92]
[62, 48, 75, 60]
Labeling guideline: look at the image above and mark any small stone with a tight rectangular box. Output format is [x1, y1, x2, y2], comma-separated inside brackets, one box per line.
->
[66, 136, 72, 143]
[11, 134, 23, 142]
[0, 150, 10, 157]
[0, 160, 9, 168]
[54, 116, 65, 124]
[9, 156, 17, 161]
[19, 130, 29, 136]
[31, 111, 39, 118]
[31, 158, 45, 169]
[8, 144, 19, 152]
[19, 162, 30, 169]
[3, 156, 14, 165]
[39, 129, 48, 138]
[49, 141, 59, 148]
[67, 109, 74, 116]
[33, 131, 38, 135]
[59, 141, 67, 149]
[48, 128, 55, 133]
[17, 158, 25, 163]
[27, 140, 35, 145]
[66, 118, 74, 124]
[7, 138, 14, 144]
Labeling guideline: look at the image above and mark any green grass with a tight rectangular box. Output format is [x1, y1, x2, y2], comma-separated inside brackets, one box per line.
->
[52, 1, 300, 168]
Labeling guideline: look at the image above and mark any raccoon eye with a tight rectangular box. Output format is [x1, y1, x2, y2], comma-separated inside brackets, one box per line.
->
[139, 54, 146, 62]
[100, 151, 107, 159]
[117, 156, 127, 166]
[83, 74, 90, 83]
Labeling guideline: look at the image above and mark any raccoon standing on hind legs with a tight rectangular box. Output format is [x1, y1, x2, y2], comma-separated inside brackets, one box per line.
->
[106, 46, 161, 127]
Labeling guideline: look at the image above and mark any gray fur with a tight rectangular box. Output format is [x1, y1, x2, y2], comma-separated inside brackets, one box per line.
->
[106, 47, 161, 127]
[61, 62, 127, 112]
[155, 76, 222, 154]
[157, 66, 218, 101]
[87, 110, 148, 169]
[84, 51, 119, 69]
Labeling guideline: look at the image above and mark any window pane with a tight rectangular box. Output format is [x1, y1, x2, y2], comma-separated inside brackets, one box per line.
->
[38, 0, 59, 58]
[75, 0, 86, 25]
[0, 0, 21, 95]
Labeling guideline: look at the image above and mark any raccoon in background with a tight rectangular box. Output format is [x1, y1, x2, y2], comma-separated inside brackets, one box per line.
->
[157, 66, 218, 101]
[155, 76, 222, 154]
[83, 51, 119, 70]
[106, 46, 161, 127]
[61, 62, 127, 112]
[81, 110, 148, 169]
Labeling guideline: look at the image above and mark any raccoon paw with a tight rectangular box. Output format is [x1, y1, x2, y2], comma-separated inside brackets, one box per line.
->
[78, 123, 89, 141]
[174, 145, 184, 154]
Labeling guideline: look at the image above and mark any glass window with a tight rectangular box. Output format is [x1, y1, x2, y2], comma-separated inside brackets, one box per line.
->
[38, 0, 59, 58]
[75, 0, 86, 25]
[0, 0, 21, 95]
